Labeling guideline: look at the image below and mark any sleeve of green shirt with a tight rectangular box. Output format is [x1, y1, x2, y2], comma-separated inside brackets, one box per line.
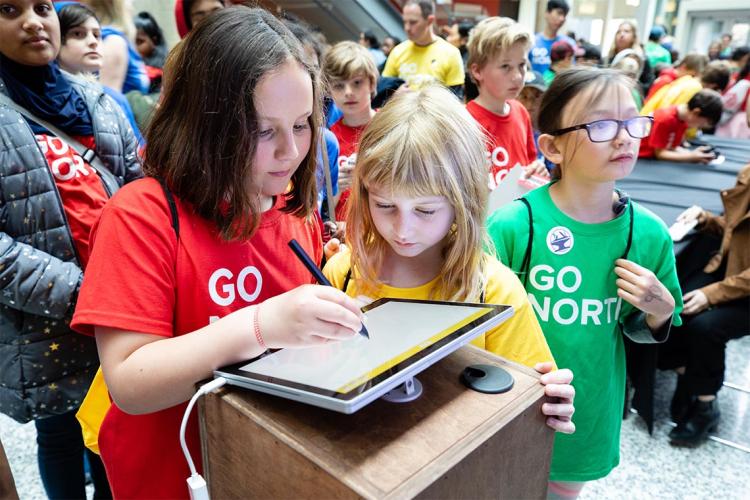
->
[650, 221, 684, 326]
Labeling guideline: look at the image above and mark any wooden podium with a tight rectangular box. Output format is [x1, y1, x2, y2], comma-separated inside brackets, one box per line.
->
[199, 346, 554, 499]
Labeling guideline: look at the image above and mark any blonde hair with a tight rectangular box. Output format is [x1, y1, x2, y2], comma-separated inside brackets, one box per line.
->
[321, 41, 379, 94]
[82, 0, 134, 40]
[346, 85, 491, 302]
[466, 17, 533, 83]
[607, 20, 642, 63]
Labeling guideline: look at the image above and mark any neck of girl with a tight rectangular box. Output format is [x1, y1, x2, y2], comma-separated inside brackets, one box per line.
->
[550, 177, 618, 223]
[473, 95, 509, 116]
[259, 195, 274, 212]
[378, 244, 444, 289]
[342, 108, 376, 128]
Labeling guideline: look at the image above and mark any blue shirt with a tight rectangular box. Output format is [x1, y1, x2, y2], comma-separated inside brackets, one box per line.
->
[316, 128, 339, 218]
[101, 27, 149, 94]
[529, 34, 577, 75]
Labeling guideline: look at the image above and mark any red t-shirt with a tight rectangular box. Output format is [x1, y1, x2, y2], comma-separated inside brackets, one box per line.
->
[638, 106, 688, 158]
[330, 118, 367, 222]
[466, 99, 537, 190]
[35, 134, 109, 268]
[71, 178, 322, 499]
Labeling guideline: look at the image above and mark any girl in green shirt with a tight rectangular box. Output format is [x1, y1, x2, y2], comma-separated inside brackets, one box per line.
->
[488, 68, 683, 498]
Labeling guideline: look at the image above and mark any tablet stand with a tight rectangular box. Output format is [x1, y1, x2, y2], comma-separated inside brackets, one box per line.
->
[381, 376, 423, 403]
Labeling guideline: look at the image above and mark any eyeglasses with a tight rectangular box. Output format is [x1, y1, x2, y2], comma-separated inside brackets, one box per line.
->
[551, 116, 654, 143]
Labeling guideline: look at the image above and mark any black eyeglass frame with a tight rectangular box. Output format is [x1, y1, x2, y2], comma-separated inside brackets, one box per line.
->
[550, 116, 654, 143]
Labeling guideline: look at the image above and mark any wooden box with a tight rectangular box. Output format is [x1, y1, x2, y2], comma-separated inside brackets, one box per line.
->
[199, 345, 554, 499]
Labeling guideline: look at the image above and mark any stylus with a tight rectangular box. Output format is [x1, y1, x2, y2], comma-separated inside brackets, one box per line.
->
[288, 239, 370, 339]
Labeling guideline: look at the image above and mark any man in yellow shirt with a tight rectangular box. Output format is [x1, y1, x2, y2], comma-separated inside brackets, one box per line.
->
[382, 1, 465, 96]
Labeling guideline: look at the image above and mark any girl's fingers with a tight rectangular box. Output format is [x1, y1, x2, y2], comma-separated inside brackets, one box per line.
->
[613, 264, 642, 285]
[535, 361, 555, 375]
[313, 286, 365, 319]
[617, 288, 640, 307]
[615, 259, 647, 275]
[307, 320, 359, 341]
[615, 278, 641, 296]
[546, 417, 576, 434]
[540, 368, 573, 385]
[544, 383, 575, 400]
[310, 298, 363, 333]
[542, 402, 575, 418]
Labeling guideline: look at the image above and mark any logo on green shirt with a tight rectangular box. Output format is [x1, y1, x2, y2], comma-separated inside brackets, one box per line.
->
[546, 226, 574, 255]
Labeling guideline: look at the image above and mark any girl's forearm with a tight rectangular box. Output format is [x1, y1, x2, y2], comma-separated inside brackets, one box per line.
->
[98, 306, 263, 415]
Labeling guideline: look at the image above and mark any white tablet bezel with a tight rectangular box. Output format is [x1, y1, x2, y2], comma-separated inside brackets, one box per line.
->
[214, 298, 514, 414]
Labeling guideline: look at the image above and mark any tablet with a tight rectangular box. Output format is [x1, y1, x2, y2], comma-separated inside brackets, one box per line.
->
[215, 298, 514, 414]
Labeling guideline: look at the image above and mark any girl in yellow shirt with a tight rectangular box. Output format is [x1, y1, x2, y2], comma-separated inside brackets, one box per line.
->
[323, 84, 575, 434]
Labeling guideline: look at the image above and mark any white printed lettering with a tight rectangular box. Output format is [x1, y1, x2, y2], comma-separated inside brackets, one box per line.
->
[236, 266, 262, 302]
[553, 298, 579, 325]
[47, 136, 69, 156]
[490, 146, 509, 168]
[527, 293, 550, 322]
[557, 266, 582, 293]
[604, 297, 618, 323]
[581, 299, 603, 326]
[208, 266, 263, 307]
[208, 268, 234, 306]
[530, 264, 555, 291]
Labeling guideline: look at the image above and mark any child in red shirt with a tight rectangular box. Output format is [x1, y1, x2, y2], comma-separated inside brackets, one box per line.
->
[71, 8, 364, 499]
[465, 17, 549, 190]
[322, 41, 378, 222]
[639, 89, 723, 163]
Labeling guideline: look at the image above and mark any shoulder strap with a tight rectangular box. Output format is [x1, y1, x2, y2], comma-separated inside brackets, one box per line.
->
[517, 197, 534, 288]
[622, 200, 634, 260]
[342, 268, 352, 293]
[0, 91, 120, 194]
[158, 179, 180, 238]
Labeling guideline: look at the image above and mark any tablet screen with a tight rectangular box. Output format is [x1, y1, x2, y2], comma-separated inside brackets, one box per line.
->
[236, 300, 496, 394]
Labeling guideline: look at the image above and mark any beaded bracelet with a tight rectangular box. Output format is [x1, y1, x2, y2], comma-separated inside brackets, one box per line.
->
[253, 305, 266, 350]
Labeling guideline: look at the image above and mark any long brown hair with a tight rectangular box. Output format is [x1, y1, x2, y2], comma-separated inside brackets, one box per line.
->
[144, 6, 321, 240]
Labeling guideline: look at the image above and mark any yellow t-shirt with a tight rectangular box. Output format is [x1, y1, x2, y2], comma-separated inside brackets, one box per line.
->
[323, 250, 554, 368]
[381, 38, 465, 89]
[641, 75, 702, 115]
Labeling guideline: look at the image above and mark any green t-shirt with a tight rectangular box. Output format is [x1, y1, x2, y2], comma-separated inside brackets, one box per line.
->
[487, 184, 683, 482]
[645, 41, 672, 68]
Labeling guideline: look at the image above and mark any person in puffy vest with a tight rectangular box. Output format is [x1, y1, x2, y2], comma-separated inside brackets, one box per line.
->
[0, 0, 141, 496]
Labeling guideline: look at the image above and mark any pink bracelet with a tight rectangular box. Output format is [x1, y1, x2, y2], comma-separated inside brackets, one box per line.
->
[253, 305, 266, 350]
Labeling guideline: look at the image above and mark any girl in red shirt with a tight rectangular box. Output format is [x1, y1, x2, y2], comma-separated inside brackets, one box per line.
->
[71, 7, 364, 498]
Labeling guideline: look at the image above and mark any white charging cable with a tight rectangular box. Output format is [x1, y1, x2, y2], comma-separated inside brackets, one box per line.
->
[180, 377, 228, 500]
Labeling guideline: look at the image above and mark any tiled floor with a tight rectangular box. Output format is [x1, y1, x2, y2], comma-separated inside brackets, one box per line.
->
[2, 337, 749, 499]
[582, 335, 750, 499]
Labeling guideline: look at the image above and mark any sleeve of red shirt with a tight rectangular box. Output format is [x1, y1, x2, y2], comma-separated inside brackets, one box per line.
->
[647, 109, 674, 151]
[71, 178, 177, 338]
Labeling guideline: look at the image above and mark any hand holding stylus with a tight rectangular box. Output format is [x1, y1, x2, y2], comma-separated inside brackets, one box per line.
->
[289, 239, 370, 339]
